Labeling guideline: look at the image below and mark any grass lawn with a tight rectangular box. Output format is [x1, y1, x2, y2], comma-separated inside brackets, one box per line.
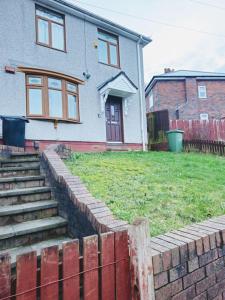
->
[66, 151, 225, 237]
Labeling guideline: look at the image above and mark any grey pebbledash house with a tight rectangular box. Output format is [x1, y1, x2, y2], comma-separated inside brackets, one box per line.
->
[0, 0, 151, 152]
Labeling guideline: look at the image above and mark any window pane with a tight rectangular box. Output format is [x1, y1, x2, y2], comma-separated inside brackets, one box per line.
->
[68, 95, 77, 119]
[67, 83, 77, 93]
[98, 31, 118, 44]
[28, 76, 42, 85]
[109, 44, 118, 66]
[29, 89, 42, 115]
[38, 19, 49, 44]
[49, 90, 63, 118]
[200, 113, 208, 121]
[98, 40, 108, 64]
[52, 23, 64, 50]
[36, 7, 64, 24]
[48, 78, 62, 89]
[198, 86, 207, 98]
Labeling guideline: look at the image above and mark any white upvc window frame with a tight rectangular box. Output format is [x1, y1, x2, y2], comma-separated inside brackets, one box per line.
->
[200, 113, 209, 121]
[198, 85, 207, 99]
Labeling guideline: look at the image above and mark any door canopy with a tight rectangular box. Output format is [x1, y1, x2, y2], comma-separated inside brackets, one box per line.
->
[98, 71, 138, 115]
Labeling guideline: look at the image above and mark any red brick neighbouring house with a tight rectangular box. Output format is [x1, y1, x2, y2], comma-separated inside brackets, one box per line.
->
[145, 69, 225, 120]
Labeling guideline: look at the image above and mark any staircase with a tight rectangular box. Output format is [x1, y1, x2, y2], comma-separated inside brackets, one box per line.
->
[0, 152, 72, 265]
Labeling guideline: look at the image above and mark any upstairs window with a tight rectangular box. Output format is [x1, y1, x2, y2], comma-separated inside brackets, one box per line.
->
[98, 30, 120, 68]
[36, 6, 66, 51]
[26, 73, 80, 122]
[198, 85, 207, 99]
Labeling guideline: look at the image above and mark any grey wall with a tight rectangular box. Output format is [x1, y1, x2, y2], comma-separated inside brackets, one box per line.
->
[0, 0, 147, 144]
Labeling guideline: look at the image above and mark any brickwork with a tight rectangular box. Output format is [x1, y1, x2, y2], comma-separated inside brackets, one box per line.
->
[42, 144, 128, 235]
[152, 216, 225, 300]
[147, 78, 225, 120]
[25, 140, 143, 152]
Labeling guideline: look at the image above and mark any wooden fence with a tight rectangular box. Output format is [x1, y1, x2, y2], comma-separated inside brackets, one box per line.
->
[170, 119, 225, 141]
[0, 231, 131, 300]
[183, 140, 225, 155]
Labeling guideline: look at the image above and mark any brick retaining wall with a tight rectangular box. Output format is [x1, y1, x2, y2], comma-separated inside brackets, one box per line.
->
[42, 144, 128, 235]
[151, 216, 225, 299]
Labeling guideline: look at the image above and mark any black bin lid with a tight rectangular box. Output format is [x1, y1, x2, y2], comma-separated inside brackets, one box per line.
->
[0, 116, 29, 123]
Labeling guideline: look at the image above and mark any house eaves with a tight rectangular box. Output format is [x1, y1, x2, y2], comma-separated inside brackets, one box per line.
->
[35, 0, 152, 46]
[145, 75, 225, 97]
[145, 76, 185, 96]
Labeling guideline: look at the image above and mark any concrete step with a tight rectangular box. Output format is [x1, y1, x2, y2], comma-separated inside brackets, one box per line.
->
[10, 152, 39, 161]
[0, 175, 45, 190]
[0, 237, 73, 267]
[0, 187, 52, 206]
[0, 217, 68, 251]
[0, 200, 58, 225]
[0, 165, 40, 178]
[0, 158, 40, 168]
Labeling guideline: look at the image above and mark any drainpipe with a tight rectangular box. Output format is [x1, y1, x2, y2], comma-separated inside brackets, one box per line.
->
[137, 36, 146, 151]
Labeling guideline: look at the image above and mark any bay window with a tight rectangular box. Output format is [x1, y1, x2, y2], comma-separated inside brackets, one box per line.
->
[26, 73, 80, 122]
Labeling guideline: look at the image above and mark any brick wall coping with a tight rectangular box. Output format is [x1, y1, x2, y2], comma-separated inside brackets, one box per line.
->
[42, 144, 128, 233]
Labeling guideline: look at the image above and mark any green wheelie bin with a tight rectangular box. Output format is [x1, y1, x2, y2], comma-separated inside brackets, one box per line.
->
[166, 130, 184, 152]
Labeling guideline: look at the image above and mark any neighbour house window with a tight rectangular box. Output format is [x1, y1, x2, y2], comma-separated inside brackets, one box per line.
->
[198, 85, 207, 99]
[26, 74, 79, 122]
[36, 6, 66, 51]
[98, 30, 120, 67]
[200, 113, 209, 121]
[149, 92, 154, 109]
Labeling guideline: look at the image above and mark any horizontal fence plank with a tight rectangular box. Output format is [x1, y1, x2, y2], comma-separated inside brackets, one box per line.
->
[41, 246, 59, 300]
[63, 240, 80, 300]
[16, 251, 37, 300]
[83, 235, 99, 300]
[0, 254, 11, 299]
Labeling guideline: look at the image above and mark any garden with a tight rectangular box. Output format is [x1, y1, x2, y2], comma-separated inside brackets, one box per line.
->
[66, 151, 225, 236]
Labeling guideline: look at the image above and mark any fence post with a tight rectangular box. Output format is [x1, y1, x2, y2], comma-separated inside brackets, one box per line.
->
[129, 218, 155, 300]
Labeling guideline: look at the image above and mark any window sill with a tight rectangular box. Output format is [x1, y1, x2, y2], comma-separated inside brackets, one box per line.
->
[27, 116, 81, 124]
[99, 62, 121, 69]
[36, 42, 67, 53]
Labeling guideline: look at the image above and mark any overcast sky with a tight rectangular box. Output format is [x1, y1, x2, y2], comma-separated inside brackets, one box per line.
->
[67, 0, 225, 83]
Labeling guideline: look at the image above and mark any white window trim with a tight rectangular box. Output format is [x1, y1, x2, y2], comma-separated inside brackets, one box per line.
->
[149, 92, 154, 109]
[200, 113, 209, 121]
[198, 85, 207, 99]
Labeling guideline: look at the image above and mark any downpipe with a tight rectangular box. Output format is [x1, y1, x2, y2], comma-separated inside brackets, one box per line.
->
[137, 36, 146, 151]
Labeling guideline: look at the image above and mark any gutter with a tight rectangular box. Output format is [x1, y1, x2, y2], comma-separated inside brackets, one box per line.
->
[137, 36, 146, 151]
[36, 0, 151, 46]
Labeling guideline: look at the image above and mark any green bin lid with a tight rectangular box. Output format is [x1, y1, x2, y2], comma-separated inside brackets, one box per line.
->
[166, 130, 184, 134]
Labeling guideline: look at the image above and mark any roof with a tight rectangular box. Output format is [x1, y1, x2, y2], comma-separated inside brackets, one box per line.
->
[157, 70, 225, 77]
[36, 0, 151, 46]
[145, 69, 225, 96]
[98, 71, 138, 91]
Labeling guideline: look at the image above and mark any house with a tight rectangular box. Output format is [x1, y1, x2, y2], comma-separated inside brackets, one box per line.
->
[0, 0, 151, 152]
[145, 69, 225, 121]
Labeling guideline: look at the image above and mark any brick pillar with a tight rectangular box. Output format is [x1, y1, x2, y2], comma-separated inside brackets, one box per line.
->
[185, 78, 198, 102]
[184, 78, 199, 119]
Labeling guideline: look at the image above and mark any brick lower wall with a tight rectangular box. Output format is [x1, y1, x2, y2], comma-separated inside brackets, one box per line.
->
[7, 139, 142, 152]
[151, 216, 225, 300]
